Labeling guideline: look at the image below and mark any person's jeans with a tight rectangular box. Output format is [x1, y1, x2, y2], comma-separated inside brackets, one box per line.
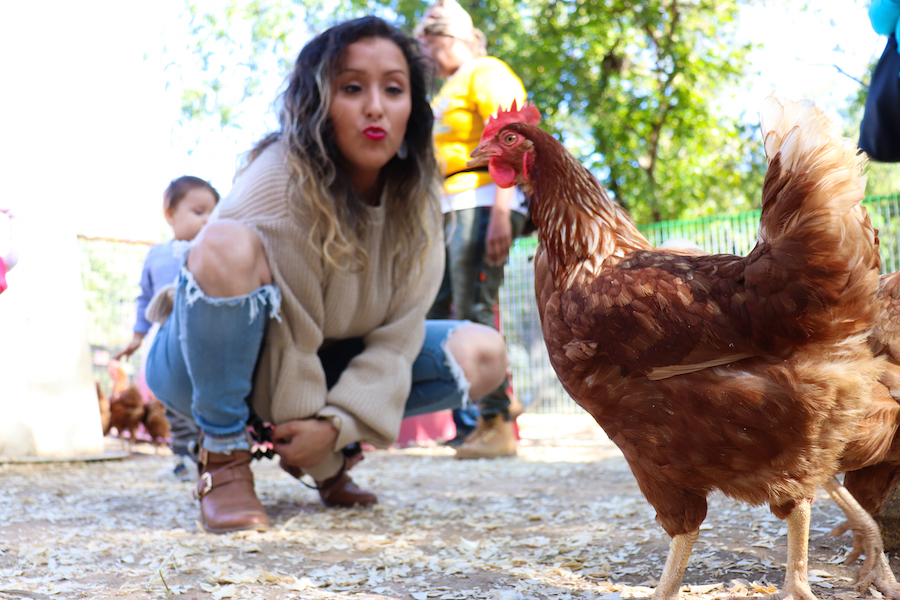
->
[429, 207, 527, 327]
[316, 321, 473, 417]
[145, 267, 281, 454]
[428, 205, 527, 420]
[146, 266, 472, 454]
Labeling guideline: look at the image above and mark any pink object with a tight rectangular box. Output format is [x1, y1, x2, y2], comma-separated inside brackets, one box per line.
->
[395, 410, 457, 447]
[136, 357, 155, 404]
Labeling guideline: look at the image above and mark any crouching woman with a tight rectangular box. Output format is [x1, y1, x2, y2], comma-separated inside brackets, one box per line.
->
[145, 16, 509, 533]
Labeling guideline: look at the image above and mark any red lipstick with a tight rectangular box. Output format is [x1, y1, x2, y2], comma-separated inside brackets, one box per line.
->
[364, 127, 386, 140]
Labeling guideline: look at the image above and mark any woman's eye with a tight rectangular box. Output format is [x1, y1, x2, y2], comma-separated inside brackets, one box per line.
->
[386, 85, 404, 95]
[342, 84, 362, 94]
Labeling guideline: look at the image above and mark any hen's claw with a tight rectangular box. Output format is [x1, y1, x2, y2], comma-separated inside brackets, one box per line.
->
[824, 477, 900, 598]
[830, 519, 865, 564]
[726, 589, 817, 600]
[868, 553, 900, 599]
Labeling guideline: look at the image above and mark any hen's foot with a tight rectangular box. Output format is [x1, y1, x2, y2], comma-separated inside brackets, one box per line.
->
[857, 552, 900, 599]
[823, 477, 900, 598]
[829, 519, 864, 564]
[728, 499, 819, 600]
[725, 584, 817, 600]
[650, 530, 698, 600]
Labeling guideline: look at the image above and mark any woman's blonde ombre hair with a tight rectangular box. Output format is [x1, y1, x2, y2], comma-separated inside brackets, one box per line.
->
[245, 16, 441, 278]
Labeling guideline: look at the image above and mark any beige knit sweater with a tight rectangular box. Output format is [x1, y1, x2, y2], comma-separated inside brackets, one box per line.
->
[214, 144, 443, 478]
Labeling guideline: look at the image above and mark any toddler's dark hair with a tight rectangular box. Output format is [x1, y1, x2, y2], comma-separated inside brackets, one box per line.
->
[163, 176, 220, 212]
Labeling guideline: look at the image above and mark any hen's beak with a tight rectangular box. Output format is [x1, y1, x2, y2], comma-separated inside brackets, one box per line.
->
[467, 143, 493, 168]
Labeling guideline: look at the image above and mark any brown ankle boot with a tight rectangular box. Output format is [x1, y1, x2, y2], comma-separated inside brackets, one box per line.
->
[454, 416, 518, 459]
[195, 449, 269, 533]
[316, 472, 378, 507]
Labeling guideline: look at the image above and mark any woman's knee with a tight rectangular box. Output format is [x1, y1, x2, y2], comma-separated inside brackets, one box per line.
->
[187, 220, 272, 297]
[447, 322, 508, 399]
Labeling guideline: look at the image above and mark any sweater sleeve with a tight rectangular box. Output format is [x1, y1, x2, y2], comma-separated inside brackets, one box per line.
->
[133, 250, 155, 334]
[318, 231, 445, 450]
[221, 148, 332, 432]
[869, 0, 900, 36]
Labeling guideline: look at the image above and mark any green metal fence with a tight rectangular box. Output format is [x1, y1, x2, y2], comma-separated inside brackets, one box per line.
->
[79, 194, 900, 415]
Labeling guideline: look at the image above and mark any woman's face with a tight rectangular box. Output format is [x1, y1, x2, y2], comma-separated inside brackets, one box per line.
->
[329, 37, 412, 199]
[419, 33, 472, 78]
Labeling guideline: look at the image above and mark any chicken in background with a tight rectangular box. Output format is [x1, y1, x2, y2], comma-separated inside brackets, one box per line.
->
[142, 398, 172, 452]
[826, 271, 900, 590]
[107, 360, 145, 451]
[467, 97, 897, 599]
[96, 380, 111, 435]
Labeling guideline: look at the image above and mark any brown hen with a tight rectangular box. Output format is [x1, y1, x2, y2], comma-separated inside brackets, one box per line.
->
[142, 398, 171, 451]
[841, 273, 900, 509]
[107, 360, 145, 451]
[468, 97, 888, 600]
[823, 272, 900, 592]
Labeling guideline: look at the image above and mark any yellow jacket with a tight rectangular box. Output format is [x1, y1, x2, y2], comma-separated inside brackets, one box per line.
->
[433, 56, 526, 195]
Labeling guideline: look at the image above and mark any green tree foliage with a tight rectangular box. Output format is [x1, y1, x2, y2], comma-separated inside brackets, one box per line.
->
[461, 0, 763, 223]
[78, 238, 150, 353]
[171, 0, 765, 224]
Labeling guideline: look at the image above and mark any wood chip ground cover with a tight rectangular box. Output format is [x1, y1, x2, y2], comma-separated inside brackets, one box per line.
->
[0, 414, 896, 599]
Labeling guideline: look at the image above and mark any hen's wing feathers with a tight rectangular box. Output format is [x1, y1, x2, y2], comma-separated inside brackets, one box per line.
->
[556, 100, 876, 380]
[871, 273, 900, 364]
[558, 247, 834, 377]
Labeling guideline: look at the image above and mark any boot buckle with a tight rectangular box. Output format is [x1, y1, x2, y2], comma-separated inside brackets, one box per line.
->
[195, 472, 213, 499]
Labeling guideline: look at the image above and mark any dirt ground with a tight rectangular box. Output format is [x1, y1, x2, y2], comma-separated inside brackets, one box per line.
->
[0, 414, 897, 600]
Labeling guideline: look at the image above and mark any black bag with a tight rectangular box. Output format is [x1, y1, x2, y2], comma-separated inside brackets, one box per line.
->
[859, 34, 900, 163]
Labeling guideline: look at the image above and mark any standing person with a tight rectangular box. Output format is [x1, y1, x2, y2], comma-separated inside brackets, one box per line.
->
[858, 0, 900, 162]
[144, 16, 511, 534]
[415, 0, 527, 459]
[115, 176, 219, 479]
[0, 208, 17, 295]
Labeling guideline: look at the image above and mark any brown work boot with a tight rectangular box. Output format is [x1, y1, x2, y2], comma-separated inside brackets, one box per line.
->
[195, 448, 269, 533]
[507, 394, 525, 420]
[316, 472, 378, 507]
[454, 415, 518, 459]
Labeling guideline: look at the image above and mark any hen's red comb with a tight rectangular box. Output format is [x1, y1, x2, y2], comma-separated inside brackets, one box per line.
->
[482, 99, 542, 142]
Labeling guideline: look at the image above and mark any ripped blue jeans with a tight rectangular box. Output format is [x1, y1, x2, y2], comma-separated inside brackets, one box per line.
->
[145, 267, 471, 454]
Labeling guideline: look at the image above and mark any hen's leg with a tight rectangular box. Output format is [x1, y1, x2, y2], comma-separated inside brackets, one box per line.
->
[777, 498, 816, 600]
[729, 498, 816, 600]
[823, 477, 900, 599]
[651, 529, 698, 600]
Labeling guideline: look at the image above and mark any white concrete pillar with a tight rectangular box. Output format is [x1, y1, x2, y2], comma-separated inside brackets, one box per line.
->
[0, 208, 104, 458]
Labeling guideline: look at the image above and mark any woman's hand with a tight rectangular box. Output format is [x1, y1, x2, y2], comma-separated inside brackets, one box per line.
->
[272, 418, 338, 469]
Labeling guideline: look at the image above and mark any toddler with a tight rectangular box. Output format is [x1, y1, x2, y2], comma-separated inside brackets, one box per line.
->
[116, 176, 219, 479]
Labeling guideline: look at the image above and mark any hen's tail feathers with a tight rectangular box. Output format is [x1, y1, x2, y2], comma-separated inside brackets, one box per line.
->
[755, 95, 879, 343]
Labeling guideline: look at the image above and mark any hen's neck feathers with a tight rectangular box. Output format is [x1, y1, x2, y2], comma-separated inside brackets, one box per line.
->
[520, 126, 652, 288]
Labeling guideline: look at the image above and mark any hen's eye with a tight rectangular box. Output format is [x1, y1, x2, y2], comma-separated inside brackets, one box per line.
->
[503, 133, 517, 144]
